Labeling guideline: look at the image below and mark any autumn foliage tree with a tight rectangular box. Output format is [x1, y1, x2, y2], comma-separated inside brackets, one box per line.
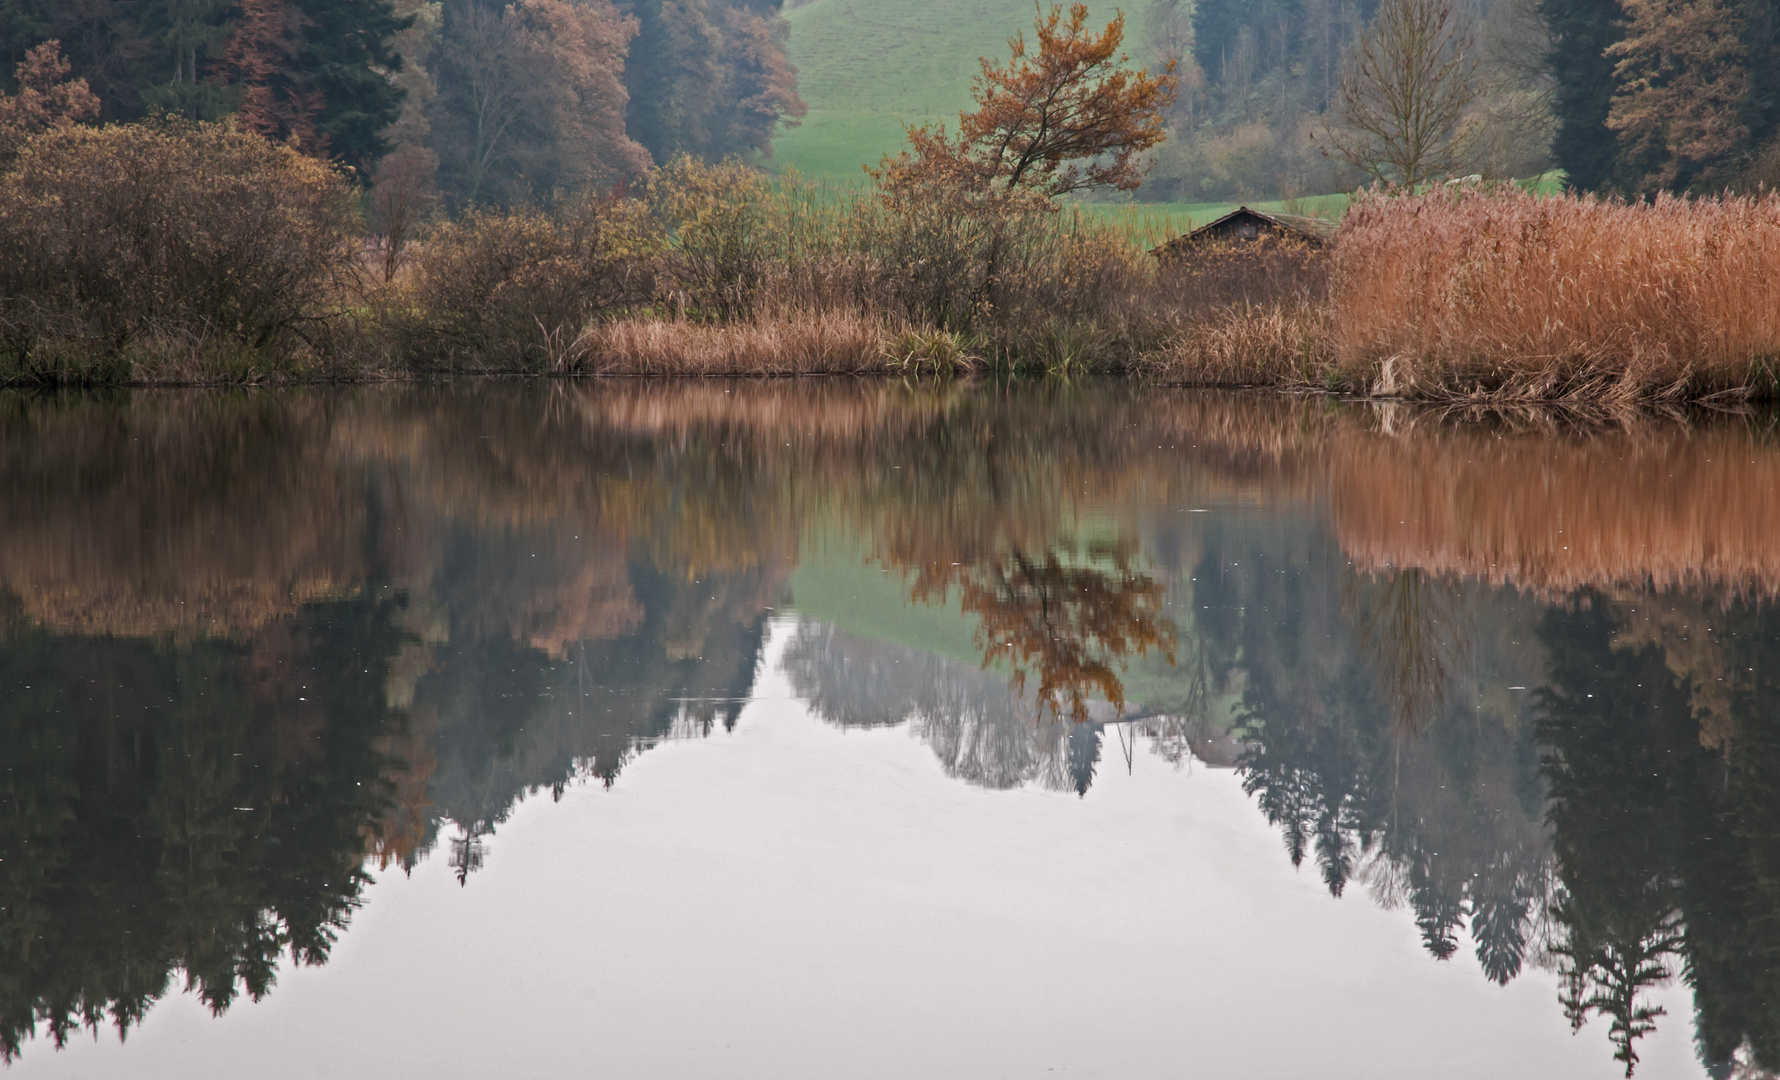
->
[217, 0, 326, 156]
[873, 3, 1175, 200]
[0, 40, 99, 159]
[436, 0, 650, 206]
[1606, 0, 1750, 194]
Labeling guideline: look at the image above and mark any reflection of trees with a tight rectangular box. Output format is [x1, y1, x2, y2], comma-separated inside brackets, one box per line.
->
[0, 596, 407, 1061]
[1331, 409, 1780, 598]
[9, 382, 1780, 1075]
[409, 560, 774, 872]
[912, 544, 1176, 721]
[783, 622, 1080, 792]
[1195, 524, 1556, 980]
[1356, 568, 1463, 736]
[1535, 595, 1780, 1077]
[0, 393, 362, 639]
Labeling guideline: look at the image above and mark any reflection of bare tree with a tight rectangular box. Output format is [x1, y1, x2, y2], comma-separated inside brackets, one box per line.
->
[1138, 625, 1225, 766]
[448, 824, 489, 887]
[783, 622, 1079, 791]
[1355, 568, 1466, 735]
[910, 543, 1177, 721]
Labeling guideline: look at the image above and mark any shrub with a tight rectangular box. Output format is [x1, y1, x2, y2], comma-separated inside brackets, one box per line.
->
[846, 183, 1155, 367]
[648, 156, 775, 320]
[398, 191, 660, 368]
[0, 120, 355, 378]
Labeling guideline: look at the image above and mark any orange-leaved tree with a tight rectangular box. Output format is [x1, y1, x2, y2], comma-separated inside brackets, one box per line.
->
[0, 41, 100, 161]
[873, 3, 1175, 200]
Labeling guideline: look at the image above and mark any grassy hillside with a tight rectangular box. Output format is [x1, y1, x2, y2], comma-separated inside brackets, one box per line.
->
[777, 0, 1151, 184]
[774, 0, 1341, 234]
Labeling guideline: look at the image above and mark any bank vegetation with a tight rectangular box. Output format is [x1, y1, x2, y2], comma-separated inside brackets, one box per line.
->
[3, 116, 1780, 402]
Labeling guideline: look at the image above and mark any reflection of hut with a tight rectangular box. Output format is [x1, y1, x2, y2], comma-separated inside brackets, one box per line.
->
[1150, 206, 1337, 265]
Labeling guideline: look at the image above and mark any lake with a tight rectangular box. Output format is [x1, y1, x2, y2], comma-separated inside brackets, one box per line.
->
[1, 381, 1775, 1079]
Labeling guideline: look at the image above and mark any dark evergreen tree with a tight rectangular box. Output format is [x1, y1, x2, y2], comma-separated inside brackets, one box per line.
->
[290, 0, 409, 171]
[1539, 0, 1622, 190]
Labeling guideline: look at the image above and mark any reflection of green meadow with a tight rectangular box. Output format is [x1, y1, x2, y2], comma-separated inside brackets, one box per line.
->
[788, 526, 983, 666]
[788, 520, 1242, 725]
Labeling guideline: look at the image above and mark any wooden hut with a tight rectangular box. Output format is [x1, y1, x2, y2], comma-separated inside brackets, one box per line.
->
[1150, 206, 1336, 265]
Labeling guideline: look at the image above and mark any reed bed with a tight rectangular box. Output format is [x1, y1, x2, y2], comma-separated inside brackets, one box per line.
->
[1139, 299, 1334, 386]
[1333, 186, 1780, 401]
[569, 309, 892, 375]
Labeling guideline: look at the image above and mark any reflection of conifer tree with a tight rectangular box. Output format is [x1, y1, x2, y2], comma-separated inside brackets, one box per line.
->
[1409, 858, 1465, 960]
[1537, 598, 1695, 1076]
[0, 595, 407, 1061]
[1207, 537, 1552, 978]
[1556, 913, 1684, 1076]
[1067, 722, 1102, 797]
[1469, 878, 1535, 984]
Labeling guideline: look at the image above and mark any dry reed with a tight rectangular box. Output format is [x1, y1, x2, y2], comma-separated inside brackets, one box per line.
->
[1138, 300, 1334, 386]
[569, 309, 893, 375]
[1334, 186, 1780, 401]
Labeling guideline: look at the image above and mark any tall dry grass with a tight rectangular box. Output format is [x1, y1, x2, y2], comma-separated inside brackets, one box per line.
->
[1333, 186, 1780, 400]
[569, 309, 892, 375]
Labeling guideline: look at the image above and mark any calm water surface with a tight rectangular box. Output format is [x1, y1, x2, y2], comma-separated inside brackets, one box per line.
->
[2, 382, 1776, 1079]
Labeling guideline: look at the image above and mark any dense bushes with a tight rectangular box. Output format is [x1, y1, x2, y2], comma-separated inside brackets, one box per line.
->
[0, 121, 356, 380]
[386, 159, 1234, 374]
[399, 194, 659, 367]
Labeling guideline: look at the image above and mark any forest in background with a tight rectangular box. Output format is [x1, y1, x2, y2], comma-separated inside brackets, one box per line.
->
[5, 0, 1778, 213]
[1149, 0, 1780, 200]
[0, 0, 806, 209]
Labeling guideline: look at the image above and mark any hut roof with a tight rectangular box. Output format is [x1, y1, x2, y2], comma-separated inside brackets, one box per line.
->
[1149, 205, 1338, 259]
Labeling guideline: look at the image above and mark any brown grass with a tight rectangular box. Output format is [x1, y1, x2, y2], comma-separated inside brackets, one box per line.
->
[1138, 300, 1335, 386]
[567, 309, 894, 375]
[1333, 186, 1780, 401]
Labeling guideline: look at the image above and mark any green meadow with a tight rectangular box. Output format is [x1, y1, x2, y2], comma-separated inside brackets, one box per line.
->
[775, 0, 1354, 237]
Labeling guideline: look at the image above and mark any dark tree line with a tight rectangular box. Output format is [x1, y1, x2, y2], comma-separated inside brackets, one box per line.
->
[1538, 595, 1780, 1076]
[1219, 545, 1780, 1075]
[1540, 0, 1780, 193]
[0, 0, 804, 204]
[0, 595, 409, 1061]
[0, 0, 406, 170]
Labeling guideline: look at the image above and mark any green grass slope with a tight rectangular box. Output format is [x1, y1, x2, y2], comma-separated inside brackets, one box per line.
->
[773, 0, 1340, 233]
[777, 0, 1150, 183]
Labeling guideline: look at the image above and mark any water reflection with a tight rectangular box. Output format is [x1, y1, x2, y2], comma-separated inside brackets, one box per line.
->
[0, 384, 1777, 1076]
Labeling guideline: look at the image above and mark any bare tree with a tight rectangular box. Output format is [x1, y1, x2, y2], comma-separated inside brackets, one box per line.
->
[1321, 0, 1479, 186]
